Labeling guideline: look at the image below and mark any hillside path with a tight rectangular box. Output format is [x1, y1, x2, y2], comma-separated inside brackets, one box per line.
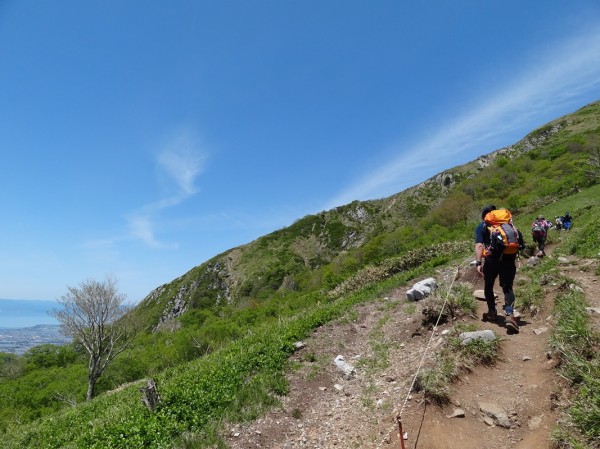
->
[223, 248, 599, 449]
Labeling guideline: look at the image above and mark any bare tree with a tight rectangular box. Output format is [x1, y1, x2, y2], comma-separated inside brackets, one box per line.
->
[52, 275, 137, 401]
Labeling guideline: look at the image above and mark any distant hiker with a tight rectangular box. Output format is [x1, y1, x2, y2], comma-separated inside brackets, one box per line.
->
[531, 215, 552, 257]
[554, 216, 563, 231]
[562, 211, 573, 230]
[474, 205, 525, 333]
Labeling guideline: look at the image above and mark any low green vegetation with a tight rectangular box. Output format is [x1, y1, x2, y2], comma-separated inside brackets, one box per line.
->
[550, 286, 600, 449]
[0, 247, 472, 449]
[547, 192, 600, 449]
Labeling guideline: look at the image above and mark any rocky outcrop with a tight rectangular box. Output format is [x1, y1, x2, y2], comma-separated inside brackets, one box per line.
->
[204, 261, 232, 305]
[154, 284, 191, 331]
[519, 122, 564, 152]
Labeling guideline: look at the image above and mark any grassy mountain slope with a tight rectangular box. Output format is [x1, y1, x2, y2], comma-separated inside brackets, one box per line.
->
[138, 100, 600, 332]
[0, 100, 598, 448]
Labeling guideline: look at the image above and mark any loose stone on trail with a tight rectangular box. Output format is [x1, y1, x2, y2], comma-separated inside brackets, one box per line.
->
[333, 355, 356, 378]
[447, 408, 466, 418]
[472, 289, 499, 301]
[479, 402, 511, 428]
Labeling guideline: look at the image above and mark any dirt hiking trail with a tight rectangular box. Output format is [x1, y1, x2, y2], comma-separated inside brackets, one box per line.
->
[224, 246, 599, 449]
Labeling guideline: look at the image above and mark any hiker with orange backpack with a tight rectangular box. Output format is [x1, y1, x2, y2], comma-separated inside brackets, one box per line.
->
[474, 205, 525, 333]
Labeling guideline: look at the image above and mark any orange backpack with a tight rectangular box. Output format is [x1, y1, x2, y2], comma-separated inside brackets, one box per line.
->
[483, 209, 521, 256]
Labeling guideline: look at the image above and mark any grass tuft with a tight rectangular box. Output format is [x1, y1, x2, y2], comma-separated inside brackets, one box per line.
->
[414, 324, 500, 404]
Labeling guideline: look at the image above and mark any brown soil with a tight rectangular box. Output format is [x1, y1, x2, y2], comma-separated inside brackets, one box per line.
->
[223, 247, 599, 449]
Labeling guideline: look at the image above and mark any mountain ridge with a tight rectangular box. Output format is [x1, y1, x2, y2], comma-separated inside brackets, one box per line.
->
[137, 100, 598, 331]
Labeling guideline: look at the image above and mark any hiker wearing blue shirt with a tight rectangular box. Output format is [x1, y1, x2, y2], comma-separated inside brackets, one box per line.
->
[562, 212, 573, 230]
[474, 205, 524, 333]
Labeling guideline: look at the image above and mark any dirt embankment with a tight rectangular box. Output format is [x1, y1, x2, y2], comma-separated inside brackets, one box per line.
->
[223, 250, 599, 449]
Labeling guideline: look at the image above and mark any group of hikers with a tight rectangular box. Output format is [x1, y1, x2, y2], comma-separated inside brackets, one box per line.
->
[530, 211, 573, 256]
[555, 212, 573, 231]
[473, 205, 573, 334]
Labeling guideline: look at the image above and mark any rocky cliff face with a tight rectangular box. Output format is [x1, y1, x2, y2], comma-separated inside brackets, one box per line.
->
[144, 253, 240, 331]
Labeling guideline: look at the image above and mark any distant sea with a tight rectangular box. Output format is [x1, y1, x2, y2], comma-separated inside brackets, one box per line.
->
[0, 298, 60, 329]
[0, 299, 69, 354]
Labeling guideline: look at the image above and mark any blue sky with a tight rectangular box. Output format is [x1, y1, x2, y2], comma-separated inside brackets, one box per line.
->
[1, 1, 599, 304]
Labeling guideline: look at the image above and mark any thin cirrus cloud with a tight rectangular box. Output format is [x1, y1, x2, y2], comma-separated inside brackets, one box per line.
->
[127, 133, 207, 248]
[327, 24, 600, 209]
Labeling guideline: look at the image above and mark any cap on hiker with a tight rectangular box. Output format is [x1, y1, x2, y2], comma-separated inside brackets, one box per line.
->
[481, 205, 496, 219]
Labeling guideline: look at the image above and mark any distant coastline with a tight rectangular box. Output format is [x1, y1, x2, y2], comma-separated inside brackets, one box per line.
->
[0, 324, 71, 355]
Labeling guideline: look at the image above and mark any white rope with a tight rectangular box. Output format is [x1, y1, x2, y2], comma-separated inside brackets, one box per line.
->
[374, 254, 474, 449]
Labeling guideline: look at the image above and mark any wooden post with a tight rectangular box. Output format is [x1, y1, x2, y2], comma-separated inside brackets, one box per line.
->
[140, 378, 161, 411]
[397, 415, 406, 449]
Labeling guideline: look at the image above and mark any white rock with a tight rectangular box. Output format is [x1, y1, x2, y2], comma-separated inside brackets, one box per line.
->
[333, 355, 356, 378]
[459, 330, 496, 345]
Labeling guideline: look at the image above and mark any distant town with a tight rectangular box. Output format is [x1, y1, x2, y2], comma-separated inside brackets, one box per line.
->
[0, 325, 71, 355]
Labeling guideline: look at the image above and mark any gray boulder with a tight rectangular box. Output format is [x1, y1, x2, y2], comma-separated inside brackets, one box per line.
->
[459, 330, 496, 345]
[406, 277, 437, 301]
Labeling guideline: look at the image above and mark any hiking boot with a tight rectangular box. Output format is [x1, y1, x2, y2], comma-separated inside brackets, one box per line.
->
[482, 311, 498, 322]
[505, 315, 519, 332]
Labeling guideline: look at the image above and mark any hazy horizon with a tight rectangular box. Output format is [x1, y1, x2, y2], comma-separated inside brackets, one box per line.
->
[0, 298, 60, 329]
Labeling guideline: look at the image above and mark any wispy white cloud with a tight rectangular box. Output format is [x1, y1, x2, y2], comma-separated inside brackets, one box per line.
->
[157, 134, 205, 197]
[127, 214, 173, 249]
[327, 24, 600, 208]
[127, 129, 208, 248]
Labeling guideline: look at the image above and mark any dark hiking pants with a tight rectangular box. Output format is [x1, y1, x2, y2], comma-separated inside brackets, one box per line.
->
[483, 254, 517, 316]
